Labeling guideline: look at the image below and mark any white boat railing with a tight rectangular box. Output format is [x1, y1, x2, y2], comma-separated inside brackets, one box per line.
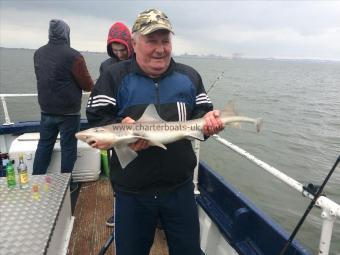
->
[0, 93, 90, 126]
[210, 134, 339, 255]
[1, 94, 38, 125]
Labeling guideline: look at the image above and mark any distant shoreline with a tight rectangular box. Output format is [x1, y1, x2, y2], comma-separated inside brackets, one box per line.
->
[1, 46, 339, 63]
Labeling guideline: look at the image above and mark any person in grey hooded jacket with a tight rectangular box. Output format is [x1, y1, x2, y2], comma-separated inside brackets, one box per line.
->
[33, 19, 93, 175]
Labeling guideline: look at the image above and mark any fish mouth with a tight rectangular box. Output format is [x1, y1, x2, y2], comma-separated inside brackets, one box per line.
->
[75, 133, 96, 146]
[86, 137, 97, 146]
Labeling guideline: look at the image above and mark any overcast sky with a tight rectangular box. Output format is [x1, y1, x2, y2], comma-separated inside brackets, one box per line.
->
[1, 1, 340, 61]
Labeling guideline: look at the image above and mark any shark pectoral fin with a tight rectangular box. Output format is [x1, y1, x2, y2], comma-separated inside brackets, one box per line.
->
[113, 145, 138, 169]
[148, 140, 167, 150]
[186, 131, 204, 141]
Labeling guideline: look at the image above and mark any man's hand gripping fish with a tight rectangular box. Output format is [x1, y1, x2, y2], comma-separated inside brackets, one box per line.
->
[76, 101, 263, 168]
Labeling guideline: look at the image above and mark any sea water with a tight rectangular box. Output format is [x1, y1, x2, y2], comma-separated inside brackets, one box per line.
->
[0, 48, 339, 253]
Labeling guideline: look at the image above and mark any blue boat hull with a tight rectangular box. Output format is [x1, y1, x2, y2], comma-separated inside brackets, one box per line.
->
[198, 161, 310, 255]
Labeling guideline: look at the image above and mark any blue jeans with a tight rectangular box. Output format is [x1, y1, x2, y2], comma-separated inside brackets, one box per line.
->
[114, 181, 201, 255]
[33, 113, 80, 175]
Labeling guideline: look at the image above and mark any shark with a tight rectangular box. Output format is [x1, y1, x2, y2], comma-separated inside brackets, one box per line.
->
[76, 102, 263, 168]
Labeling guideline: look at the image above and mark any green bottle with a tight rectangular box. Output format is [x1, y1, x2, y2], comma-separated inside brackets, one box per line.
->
[6, 160, 16, 189]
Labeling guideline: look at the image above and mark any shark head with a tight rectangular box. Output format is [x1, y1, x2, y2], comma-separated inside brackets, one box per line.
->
[75, 126, 118, 148]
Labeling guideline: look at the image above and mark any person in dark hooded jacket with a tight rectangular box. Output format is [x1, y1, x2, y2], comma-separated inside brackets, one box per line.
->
[33, 19, 93, 175]
[99, 22, 134, 74]
[99, 22, 134, 228]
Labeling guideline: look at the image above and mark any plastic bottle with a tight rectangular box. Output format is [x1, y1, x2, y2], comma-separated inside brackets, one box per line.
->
[6, 160, 16, 189]
[17, 154, 29, 189]
[1, 153, 9, 177]
[44, 175, 52, 192]
[32, 183, 41, 200]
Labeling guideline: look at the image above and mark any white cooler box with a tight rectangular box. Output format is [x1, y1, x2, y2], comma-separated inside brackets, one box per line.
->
[9, 133, 101, 182]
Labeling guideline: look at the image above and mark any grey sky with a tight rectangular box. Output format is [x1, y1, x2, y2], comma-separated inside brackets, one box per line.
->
[1, 1, 340, 60]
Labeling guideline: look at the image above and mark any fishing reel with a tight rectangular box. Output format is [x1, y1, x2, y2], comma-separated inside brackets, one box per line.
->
[302, 183, 326, 202]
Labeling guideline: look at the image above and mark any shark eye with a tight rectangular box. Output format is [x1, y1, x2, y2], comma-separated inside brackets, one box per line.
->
[95, 128, 105, 132]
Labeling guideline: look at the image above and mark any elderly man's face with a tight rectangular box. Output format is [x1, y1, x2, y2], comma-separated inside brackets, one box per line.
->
[133, 30, 172, 78]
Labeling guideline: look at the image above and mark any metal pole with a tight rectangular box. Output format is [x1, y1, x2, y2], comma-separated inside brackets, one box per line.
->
[193, 140, 201, 195]
[0, 93, 89, 126]
[212, 134, 306, 194]
[1, 96, 14, 125]
[318, 209, 336, 255]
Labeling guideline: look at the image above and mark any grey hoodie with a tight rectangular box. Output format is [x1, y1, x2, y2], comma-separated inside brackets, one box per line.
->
[48, 19, 70, 45]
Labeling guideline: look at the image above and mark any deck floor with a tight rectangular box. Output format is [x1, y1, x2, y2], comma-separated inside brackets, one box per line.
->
[67, 177, 169, 255]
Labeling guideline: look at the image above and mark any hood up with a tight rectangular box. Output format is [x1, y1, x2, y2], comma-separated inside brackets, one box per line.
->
[106, 22, 133, 58]
[48, 19, 70, 45]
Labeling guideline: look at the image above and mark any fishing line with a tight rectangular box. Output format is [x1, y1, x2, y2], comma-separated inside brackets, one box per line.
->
[206, 71, 225, 94]
[278, 155, 340, 255]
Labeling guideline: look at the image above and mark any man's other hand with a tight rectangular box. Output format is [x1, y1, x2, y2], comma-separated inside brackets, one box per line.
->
[203, 110, 224, 136]
[122, 117, 150, 151]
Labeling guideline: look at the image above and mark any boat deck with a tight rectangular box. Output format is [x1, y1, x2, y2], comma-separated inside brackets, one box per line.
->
[67, 177, 169, 255]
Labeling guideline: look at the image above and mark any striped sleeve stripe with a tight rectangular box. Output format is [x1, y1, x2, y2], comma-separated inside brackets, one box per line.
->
[196, 93, 208, 99]
[196, 93, 212, 104]
[89, 102, 112, 107]
[177, 102, 187, 121]
[196, 98, 212, 103]
[92, 95, 116, 101]
[196, 100, 211, 104]
[181, 103, 186, 121]
[91, 98, 116, 105]
[87, 95, 116, 107]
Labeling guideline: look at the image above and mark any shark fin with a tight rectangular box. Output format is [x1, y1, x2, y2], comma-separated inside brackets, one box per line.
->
[185, 131, 205, 141]
[137, 104, 164, 122]
[120, 136, 144, 145]
[113, 145, 138, 169]
[221, 100, 238, 118]
[148, 140, 167, 150]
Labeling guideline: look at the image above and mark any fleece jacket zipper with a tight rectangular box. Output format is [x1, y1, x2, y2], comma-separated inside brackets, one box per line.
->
[154, 80, 161, 113]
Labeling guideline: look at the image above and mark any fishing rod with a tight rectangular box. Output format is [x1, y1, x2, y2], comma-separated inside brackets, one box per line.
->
[278, 155, 340, 255]
[206, 71, 225, 94]
[98, 231, 114, 255]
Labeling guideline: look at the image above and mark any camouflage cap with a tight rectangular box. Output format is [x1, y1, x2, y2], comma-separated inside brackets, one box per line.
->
[132, 9, 173, 35]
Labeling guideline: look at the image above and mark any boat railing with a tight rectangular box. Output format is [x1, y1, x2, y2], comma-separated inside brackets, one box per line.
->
[199, 135, 339, 255]
[0, 93, 90, 126]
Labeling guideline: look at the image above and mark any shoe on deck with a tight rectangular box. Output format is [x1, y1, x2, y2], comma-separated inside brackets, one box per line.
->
[106, 216, 115, 227]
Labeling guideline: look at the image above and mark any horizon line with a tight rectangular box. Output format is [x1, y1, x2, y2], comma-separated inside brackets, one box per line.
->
[1, 46, 339, 63]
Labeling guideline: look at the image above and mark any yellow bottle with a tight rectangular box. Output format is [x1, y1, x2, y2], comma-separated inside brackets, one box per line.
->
[17, 153, 29, 189]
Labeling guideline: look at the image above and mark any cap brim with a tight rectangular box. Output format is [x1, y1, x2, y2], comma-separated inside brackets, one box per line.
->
[140, 24, 174, 35]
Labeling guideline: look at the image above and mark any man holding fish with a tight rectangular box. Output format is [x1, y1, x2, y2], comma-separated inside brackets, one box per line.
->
[85, 8, 225, 255]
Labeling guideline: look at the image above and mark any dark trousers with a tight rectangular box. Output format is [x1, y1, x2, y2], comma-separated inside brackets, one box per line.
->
[33, 113, 80, 175]
[114, 181, 201, 255]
